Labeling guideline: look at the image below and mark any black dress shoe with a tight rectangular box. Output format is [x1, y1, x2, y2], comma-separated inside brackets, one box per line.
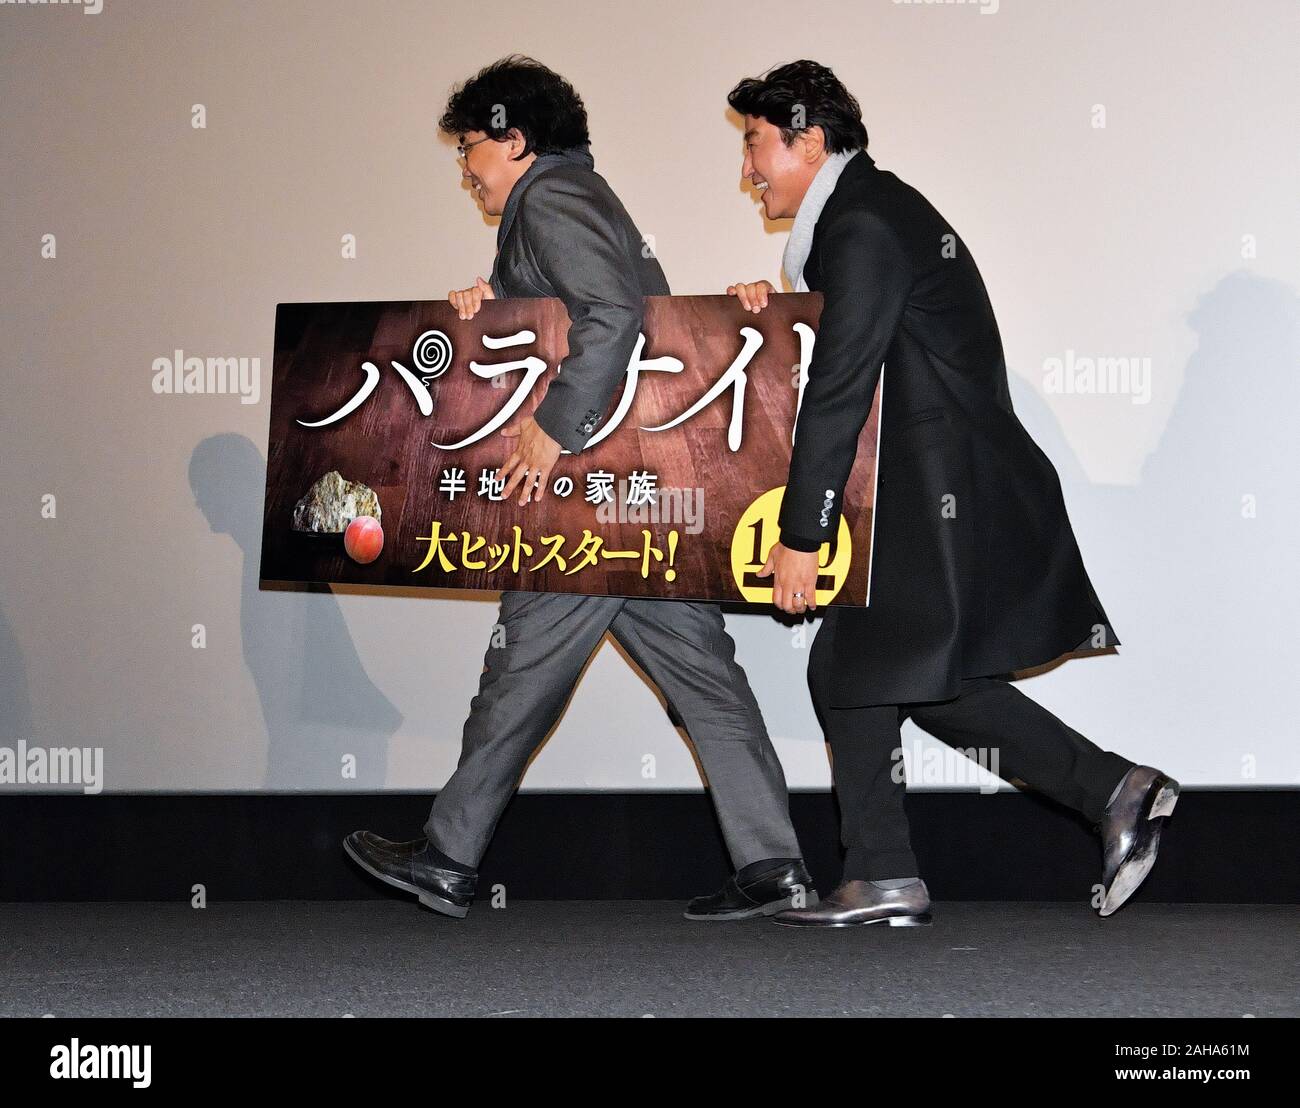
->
[683, 860, 818, 920]
[343, 831, 476, 918]
[772, 879, 932, 928]
[1097, 765, 1180, 917]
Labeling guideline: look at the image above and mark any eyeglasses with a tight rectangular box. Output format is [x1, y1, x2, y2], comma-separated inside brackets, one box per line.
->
[456, 135, 492, 161]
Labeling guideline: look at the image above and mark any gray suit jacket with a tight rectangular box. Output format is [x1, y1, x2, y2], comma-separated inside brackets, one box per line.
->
[491, 163, 669, 454]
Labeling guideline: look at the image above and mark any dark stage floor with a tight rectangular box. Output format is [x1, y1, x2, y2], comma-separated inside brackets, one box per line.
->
[2, 900, 1295, 1018]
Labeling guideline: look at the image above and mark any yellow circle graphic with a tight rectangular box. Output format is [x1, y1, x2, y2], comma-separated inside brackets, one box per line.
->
[729, 486, 852, 604]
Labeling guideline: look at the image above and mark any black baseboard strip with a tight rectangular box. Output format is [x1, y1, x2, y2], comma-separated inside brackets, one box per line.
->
[0, 789, 1294, 902]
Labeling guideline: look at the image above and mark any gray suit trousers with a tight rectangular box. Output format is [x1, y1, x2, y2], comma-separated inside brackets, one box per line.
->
[423, 590, 801, 870]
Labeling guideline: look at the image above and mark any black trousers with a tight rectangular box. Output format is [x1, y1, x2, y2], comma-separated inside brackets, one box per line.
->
[809, 615, 1136, 881]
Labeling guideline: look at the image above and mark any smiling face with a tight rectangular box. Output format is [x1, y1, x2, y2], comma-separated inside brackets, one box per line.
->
[459, 128, 537, 216]
[741, 115, 827, 220]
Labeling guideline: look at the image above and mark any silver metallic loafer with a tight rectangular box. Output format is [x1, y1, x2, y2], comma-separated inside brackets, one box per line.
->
[771, 878, 933, 928]
[1097, 765, 1180, 917]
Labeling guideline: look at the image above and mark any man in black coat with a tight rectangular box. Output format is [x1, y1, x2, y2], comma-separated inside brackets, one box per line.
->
[724, 61, 1179, 925]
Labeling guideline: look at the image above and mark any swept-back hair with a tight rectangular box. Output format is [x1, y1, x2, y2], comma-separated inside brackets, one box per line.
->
[727, 60, 868, 153]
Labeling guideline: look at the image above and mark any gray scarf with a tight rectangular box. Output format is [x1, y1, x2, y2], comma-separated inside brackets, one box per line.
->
[781, 148, 861, 291]
[489, 142, 595, 296]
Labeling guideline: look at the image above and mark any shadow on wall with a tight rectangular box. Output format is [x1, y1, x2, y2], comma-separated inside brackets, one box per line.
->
[1004, 270, 1299, 762]
[189, 434, 401, 789]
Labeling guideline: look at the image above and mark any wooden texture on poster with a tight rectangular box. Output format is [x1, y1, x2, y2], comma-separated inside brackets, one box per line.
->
[259, 294, 880, 605]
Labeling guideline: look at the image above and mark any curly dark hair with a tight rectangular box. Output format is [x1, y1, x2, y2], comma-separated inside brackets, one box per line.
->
[438, 54, 589, 159]
[727, 60, 868, 154]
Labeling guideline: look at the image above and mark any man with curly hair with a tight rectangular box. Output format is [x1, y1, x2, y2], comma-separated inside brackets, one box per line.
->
[345, 56, 814, 921]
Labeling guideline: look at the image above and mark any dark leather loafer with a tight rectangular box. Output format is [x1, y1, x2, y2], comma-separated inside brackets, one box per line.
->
[683, 859, 818, 920]
[343, 831, 476, 918]
[1097, 765, 1180, 917]
[772, 878, 932, 928]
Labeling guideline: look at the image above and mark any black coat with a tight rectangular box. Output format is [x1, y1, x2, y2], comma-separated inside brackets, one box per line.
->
[779, 150, 1117, 708]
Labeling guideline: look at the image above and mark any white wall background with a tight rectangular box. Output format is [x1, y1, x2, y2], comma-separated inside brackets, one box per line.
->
[1, 0, 1296, 792]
